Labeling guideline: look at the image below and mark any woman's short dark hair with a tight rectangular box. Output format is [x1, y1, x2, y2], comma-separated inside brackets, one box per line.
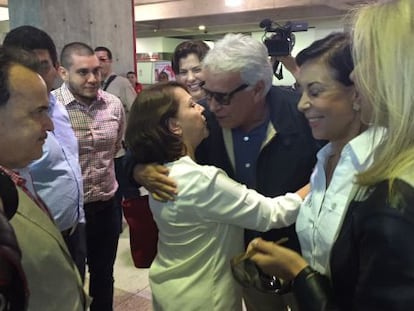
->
[171, 40, 210, 75]
[125, 81, 189, 164]
[296, 32, 354, 86]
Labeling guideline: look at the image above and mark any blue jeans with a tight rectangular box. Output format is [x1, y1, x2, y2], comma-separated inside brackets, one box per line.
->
[84, 198, 120, 311]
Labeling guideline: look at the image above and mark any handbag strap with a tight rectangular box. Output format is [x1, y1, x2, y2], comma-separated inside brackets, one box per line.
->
[102, 75, 117, 91]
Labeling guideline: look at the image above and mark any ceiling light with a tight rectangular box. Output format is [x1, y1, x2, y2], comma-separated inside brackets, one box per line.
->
[198, 25, 206, 31]
[225, 0, 243, 7]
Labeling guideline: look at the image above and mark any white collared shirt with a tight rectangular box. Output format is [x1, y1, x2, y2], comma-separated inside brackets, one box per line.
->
[296, 127, 385, 274]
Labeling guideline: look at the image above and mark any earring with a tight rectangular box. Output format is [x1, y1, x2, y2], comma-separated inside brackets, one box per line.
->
[352, 102, 361, 112]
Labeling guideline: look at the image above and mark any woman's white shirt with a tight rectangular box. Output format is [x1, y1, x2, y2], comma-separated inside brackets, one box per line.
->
[296, 127, 385, 275]
[149, 156, 302, 311]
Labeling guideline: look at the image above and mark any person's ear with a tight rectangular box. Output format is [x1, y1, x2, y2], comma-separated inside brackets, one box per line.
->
[253, 80, 265, 101]
[167, 117, 182, 136]
[351, 86, 361, 112]
[54, 61, 61, 71]
[58, 65, 69, 81]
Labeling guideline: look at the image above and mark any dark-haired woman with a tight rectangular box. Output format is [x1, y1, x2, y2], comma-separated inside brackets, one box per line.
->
[248, 27, 405, 310]
[172, 40, 210, 102]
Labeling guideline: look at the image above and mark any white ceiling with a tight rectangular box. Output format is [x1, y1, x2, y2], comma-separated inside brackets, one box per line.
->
[1, 0, 366, 39]
[133, 0, 365, 39]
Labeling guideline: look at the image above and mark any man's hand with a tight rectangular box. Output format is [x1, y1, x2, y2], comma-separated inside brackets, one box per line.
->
[133, 163, 177, 201]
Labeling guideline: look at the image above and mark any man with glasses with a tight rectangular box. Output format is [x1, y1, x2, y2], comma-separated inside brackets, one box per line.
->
[197, 34, 318, 310]
[94, 46, 136, 116]
[130, 34, 318, 310]
[53, 42, 125, 311]
[94, 46, 137, 232]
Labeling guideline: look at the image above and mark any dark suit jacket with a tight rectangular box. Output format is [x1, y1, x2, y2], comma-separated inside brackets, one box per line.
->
[196, 86, 319, 251]
[293, 178, 414, 310]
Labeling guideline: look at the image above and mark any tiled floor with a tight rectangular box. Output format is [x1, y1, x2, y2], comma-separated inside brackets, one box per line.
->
[113, 228, 153, 311]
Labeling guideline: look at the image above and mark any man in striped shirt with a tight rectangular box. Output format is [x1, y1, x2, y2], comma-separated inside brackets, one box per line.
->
[53, 42, 125, 311]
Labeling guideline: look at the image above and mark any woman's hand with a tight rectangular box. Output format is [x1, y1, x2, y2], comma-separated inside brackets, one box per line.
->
[296, 183, 310, 200]
[248, 238, 309, 281]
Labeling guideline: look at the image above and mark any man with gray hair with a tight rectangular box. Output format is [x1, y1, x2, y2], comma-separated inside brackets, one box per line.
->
[131, 33, 318, 310]
[196, 33, 318, 310]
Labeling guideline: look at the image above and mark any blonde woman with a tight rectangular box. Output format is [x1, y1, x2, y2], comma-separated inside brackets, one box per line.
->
[248, 1, 414, 310]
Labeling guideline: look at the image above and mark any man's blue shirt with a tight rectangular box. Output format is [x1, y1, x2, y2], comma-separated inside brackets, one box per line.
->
[27, 93, 84, 231]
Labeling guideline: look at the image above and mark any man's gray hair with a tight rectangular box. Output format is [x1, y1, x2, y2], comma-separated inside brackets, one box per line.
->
[202, 33, 273, 96]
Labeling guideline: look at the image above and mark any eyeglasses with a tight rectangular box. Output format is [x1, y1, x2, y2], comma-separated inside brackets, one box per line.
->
[201, 82, 249, 106]
[230, 237, 288, 294]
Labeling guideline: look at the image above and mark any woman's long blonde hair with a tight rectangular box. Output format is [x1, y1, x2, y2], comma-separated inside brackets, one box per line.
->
[352, 0, 414, 192]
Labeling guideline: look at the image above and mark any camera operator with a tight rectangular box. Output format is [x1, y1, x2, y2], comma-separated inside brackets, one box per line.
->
[262, 19, 306, 92]
[273, 55, 299, 81]
[271, 55, 301, 92]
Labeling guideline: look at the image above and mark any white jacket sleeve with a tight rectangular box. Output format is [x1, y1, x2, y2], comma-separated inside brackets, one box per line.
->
[185, 166, 302, 232]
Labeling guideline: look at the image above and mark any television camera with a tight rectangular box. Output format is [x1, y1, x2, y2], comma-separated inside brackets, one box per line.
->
[260, 19, 308, 79]
[260, 19, 308, 57]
